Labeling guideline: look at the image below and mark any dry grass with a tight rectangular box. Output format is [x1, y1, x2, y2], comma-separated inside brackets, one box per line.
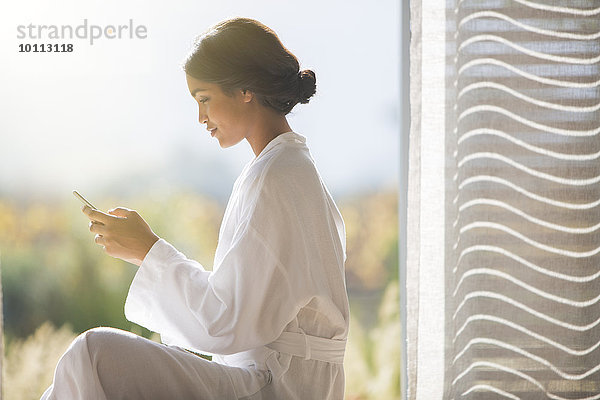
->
[3, 323, 76, 400]
[345, 281, 401, 399]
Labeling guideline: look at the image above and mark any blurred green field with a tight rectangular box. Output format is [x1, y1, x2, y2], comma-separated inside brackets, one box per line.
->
[0, 188, 399, 399]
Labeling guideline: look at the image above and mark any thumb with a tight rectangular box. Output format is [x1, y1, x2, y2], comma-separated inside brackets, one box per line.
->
[108, 207, 132, 218]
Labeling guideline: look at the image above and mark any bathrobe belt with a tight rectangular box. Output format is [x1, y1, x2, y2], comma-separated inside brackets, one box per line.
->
[266, 331, 346, 364]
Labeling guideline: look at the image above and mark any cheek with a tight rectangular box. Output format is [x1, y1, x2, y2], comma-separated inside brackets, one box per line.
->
[229, 103, 249, 124]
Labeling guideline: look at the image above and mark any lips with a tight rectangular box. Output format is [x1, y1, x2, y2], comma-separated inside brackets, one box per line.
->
[208, 127, 217, 137]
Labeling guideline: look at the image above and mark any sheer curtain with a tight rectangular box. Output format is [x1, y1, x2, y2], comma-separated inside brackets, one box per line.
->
[407, 0, 600, 398]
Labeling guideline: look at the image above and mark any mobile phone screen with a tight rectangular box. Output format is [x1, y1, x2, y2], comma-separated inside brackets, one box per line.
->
[72, 190, 97, 210]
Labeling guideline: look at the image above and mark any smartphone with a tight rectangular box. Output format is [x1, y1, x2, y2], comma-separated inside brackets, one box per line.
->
[73, 190, 98, 210]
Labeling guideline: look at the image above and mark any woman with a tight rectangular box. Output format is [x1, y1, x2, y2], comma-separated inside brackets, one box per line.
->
[42, 17, 349, 399]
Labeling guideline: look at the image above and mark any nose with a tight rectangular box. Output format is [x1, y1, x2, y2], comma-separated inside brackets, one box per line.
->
[198, 104, 208, 125]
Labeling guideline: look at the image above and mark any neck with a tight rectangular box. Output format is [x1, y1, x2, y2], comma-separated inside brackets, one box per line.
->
[246, 111, 294, 157]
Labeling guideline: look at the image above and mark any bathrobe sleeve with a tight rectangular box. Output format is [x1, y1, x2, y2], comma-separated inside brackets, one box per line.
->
[124, 167, 323, 355]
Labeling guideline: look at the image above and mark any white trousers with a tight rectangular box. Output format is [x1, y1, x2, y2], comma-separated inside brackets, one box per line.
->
[40, 327, 270, 400]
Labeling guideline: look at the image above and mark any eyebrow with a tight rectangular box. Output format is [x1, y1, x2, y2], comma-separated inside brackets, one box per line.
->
[191, 88, 209, 97]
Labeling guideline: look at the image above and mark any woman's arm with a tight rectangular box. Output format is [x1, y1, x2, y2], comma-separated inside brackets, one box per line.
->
[80, 200, 306, 354]
[123, 219, 312, 355]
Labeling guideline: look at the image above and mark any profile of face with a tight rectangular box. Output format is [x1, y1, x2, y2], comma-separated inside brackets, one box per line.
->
[186, 74, 254, 148]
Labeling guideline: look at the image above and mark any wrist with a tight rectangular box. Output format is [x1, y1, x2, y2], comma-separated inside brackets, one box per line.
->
[140, 233, 160, 264]
[146, 233, 160, 253]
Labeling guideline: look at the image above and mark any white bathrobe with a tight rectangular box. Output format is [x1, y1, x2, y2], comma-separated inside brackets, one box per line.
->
[41, 131, 349, 399]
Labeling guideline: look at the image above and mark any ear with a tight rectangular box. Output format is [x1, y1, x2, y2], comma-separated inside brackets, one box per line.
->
[240, 89, 254, 103]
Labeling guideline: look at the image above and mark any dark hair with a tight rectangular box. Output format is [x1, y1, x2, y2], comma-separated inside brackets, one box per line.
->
[182, 17, 316, 115]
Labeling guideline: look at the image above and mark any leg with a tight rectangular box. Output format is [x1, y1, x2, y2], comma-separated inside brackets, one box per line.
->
[41, 327, 242, 400]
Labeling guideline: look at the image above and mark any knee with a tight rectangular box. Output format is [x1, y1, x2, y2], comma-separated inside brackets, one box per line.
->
[47, 327, 137, 397]
[52, 327, 116, 379]
[80, 327, 134, 362]
[65, 327, 127, 365]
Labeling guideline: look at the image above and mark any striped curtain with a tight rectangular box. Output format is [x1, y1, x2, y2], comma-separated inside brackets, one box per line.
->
[408, 0, 600, 399]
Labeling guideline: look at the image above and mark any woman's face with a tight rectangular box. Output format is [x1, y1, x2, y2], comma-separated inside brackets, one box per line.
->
[185, 74, 253, 148]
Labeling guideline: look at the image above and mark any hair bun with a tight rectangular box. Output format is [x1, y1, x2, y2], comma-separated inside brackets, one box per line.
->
[297, 69, 316, 104]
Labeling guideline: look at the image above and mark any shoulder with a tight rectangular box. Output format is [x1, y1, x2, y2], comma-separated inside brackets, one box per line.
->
[235, 136, 329, 214]
[238, 143, 322, 213]
[261, 145, 321, 195]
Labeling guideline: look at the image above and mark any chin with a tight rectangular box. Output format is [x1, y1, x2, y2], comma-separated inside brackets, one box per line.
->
[218, 137, 244, 149]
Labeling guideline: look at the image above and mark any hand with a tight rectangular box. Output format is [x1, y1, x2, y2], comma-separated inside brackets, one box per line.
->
[82, 205, 160, 266]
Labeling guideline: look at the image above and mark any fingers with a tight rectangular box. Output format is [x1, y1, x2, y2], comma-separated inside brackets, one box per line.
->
[108, 207, 132, 218]
[89, 220, 107, 235]
[82, 204, 151, 264]
[94, 234, 121, 259]
[81, 205, 115, 223]
[94, 234, 106, 246]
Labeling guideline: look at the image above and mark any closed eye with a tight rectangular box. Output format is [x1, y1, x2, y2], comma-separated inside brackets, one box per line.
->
[198, 97, 209, 104]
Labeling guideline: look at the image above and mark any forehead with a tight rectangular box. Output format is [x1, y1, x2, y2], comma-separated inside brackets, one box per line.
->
[186, 75, 219, 96]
